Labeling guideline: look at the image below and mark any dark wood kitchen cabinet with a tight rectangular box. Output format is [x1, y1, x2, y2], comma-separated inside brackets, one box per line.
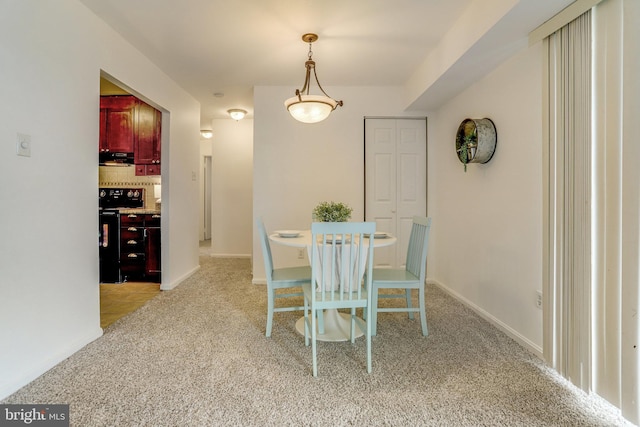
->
[134, 163, 161, 176]
[120, 213, 161, 283]
[145, 214, 162, 281]
[100, 95, 161, 176]
[120, 213, 145, 281]
[134, 100, 162, 176]
[99, 96, 137, 154]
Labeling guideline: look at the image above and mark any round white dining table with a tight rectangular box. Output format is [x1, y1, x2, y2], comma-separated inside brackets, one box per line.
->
[269, 229, 397, 341]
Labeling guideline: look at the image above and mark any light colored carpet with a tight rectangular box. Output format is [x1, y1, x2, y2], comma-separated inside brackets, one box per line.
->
[3, 257, 633, 426]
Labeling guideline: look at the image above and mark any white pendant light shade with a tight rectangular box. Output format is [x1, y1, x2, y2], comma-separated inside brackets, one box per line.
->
[285, 33, 342, 124]
[284, 95, 337, 124]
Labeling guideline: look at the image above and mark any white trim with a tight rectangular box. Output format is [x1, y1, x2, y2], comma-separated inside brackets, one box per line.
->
[210, 254, 252, 259]
[428, 279, 543, 359]
[161, 265, 201, 291]
[529, 0, 603, 45]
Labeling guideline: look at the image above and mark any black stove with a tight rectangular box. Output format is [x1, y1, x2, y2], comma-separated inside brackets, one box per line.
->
[99, 188, 144, 283]
[99, 188, 144, 210]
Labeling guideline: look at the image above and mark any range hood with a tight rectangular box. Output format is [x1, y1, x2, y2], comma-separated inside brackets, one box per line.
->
[99, 151, 134, 166]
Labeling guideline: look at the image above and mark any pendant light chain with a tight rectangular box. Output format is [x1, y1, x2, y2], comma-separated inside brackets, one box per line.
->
[306, 41, 333, 100]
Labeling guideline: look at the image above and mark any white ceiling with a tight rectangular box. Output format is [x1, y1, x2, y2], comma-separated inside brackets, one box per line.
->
[79, 0, 573, 125]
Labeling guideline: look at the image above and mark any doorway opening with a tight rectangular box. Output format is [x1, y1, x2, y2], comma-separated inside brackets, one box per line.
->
[203, 155, 212, 241]
[200, 155, 213, 256]
[98, 72, 165, 328]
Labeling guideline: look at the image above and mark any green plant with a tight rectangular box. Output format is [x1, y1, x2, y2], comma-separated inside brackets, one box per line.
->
[456, 130, 477, 172]
[312, 201, 353, 222]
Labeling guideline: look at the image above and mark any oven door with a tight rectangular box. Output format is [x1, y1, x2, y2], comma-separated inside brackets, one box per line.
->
[99, 210, 121, 283]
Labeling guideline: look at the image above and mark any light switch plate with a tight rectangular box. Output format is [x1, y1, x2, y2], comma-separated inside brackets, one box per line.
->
[17, 133, 31, 157]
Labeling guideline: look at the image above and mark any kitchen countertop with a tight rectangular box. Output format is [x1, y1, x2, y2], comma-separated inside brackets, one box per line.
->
[116, 208, 161, 215]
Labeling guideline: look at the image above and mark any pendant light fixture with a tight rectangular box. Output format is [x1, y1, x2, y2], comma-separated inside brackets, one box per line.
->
[284, 33, 343, 124]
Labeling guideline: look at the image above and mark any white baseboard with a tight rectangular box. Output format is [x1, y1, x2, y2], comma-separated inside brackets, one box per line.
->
[428, 279, 543, 359]
[0, 327, 103, 400]
[210, 254, 251, 259]
[161, 265, 201, 291]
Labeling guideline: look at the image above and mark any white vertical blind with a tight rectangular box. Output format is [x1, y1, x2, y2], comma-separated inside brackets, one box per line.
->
[545, 0, 640, 423]
[543, 10, 592, 391]
[592, 0, 640, 423]
[619, 0, 640, 419]
[592, 0, 622, 409]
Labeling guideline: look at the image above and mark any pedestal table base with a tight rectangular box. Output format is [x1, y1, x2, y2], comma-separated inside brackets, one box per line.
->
[295, 309, 365, 342]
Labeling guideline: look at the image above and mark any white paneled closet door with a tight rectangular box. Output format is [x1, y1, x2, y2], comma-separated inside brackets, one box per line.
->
[365, 118, 427, 268]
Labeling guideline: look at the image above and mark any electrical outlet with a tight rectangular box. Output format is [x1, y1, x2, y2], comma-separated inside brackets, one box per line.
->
[297, 248, 305, 259]
[536, 291, 542, 309]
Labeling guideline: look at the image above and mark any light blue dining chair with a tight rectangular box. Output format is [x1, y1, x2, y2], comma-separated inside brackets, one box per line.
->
[257, 218, 311, 337]
[303, 221, 376, 377]
[370, 216, 432, 336]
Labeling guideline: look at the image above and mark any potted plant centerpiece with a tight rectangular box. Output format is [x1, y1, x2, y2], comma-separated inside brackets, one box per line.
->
[312, 201, 352, 222]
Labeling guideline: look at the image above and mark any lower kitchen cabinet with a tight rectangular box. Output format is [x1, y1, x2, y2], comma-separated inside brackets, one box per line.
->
[120, 213, 161, 282]
[145, 214, 161, 282]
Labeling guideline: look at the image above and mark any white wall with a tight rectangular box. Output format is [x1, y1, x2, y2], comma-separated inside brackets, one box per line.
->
[429, 43, 544, 353]
[252, 86, 429, 281]
[0, 0, 200, 399]
[200, 118, 254, 257]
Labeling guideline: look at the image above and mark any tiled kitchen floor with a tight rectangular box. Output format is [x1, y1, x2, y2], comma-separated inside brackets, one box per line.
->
[100, 241, 211, 328]
[100, 282, 160, 329]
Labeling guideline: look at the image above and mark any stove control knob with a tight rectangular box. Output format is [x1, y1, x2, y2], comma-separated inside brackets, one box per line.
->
[127, 190, 133, 198]
[133, 190, 140, 198]
[99, 190, 106, 198]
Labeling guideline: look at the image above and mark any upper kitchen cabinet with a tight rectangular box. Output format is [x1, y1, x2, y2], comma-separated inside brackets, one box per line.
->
[99, 95, 162, 176]
[100, 95, 137, 154]
[135, 100, 162, 169]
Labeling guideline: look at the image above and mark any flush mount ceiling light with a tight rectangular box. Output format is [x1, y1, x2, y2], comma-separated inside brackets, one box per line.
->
[228, 109, 247, 121]
[200, 129, 213, 139]
[284, 33, 343, 124]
